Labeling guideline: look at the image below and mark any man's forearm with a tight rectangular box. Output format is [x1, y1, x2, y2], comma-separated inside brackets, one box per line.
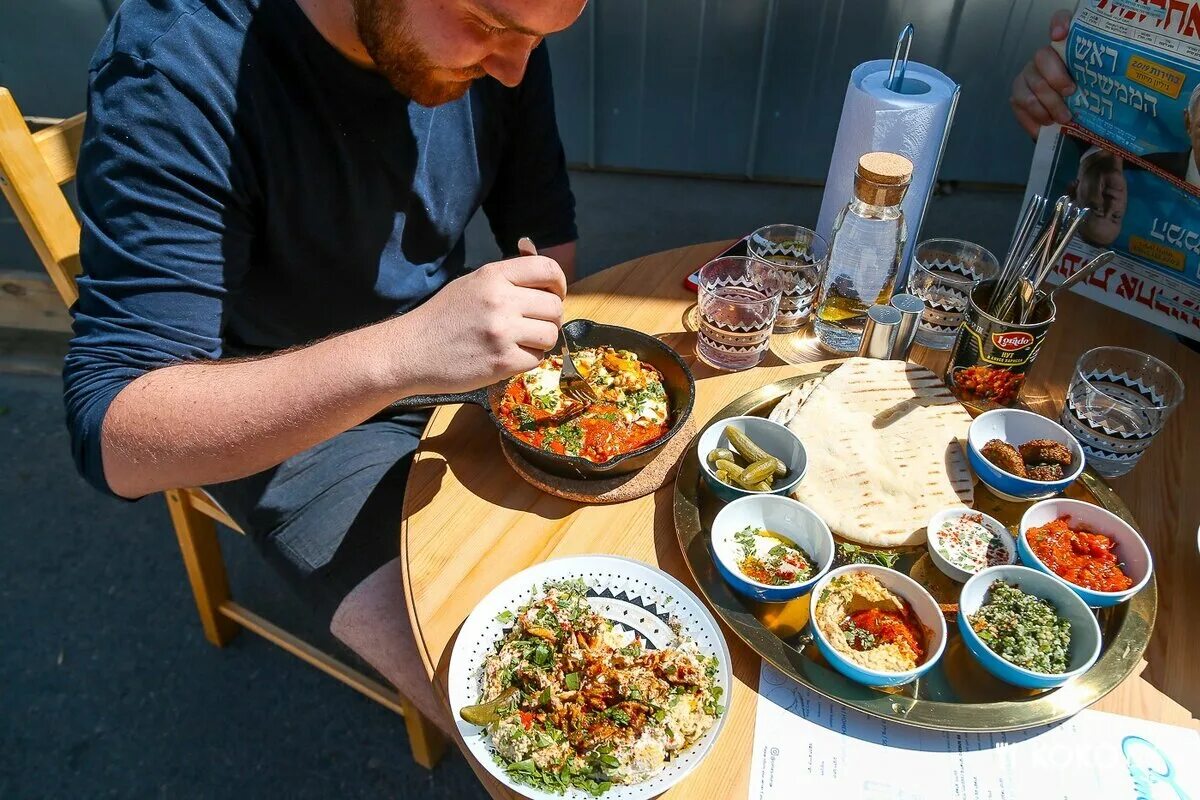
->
[101, 319, 413, 499]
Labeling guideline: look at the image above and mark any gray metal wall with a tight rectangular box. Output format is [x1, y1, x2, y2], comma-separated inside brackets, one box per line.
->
[1, 0, 1063, 271]
[546, 0, 1065, 183]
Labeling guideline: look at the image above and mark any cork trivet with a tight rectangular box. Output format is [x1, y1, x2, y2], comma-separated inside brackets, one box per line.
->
[501, 414, 698, 504]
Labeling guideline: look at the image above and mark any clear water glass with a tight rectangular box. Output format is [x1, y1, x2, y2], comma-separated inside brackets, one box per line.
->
[696, 255, 782, 371]
[747, 224, 828, 333]
[1060, 347, 1185, 477]
[908, 238, 999, 349]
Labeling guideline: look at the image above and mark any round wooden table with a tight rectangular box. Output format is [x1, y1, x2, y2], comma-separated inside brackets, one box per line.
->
[402, 242, 1199, 798]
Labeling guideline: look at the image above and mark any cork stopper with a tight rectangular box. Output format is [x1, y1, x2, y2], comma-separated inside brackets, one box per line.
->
[854, 151, 913, 206]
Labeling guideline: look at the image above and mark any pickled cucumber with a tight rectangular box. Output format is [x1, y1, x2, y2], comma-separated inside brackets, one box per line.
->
[740, 458, 778, 485]
[724, 427, 787, 478]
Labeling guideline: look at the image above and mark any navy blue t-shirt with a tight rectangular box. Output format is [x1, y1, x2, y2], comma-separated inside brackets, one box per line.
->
[64, 0, 577, 496]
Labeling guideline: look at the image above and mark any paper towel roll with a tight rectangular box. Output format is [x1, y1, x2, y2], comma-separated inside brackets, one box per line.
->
[815, 59, 960, 284]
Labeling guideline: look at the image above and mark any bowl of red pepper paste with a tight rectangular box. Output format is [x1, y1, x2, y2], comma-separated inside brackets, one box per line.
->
[1018, 498, 1153, 607]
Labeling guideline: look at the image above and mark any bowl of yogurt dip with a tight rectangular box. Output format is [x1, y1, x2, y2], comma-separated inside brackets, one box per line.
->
[926, 508, 1016, 583]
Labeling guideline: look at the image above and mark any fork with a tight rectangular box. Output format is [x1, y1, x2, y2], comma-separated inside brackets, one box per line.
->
[517, 237, 597, 407]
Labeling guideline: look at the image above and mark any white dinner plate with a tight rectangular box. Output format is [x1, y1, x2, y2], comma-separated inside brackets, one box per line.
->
[448, 554, 734, 800]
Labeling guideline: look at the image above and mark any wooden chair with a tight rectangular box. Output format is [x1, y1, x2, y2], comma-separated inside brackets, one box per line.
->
[0, 86, 447, 768]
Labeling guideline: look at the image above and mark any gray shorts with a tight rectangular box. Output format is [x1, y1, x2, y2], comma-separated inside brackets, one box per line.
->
[204, 409, 431, 616]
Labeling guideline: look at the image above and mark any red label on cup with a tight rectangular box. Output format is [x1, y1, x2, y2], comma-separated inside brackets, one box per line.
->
[992, 331, 1035, 351]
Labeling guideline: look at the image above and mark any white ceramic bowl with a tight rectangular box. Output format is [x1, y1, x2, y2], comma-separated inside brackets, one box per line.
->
[697, 416, 807, 503]
[926, 507, 1016, 583]
[958, 565, 1102, 689]
[808, 564, 947, 687]
[710, 495, 835, 602]
[967, 409, 1085, 501]
[1018, 498, 1153, 607]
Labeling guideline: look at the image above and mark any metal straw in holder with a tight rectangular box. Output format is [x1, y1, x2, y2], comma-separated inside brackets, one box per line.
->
[858, 305, 903, 359]
[989, 193, 1089, 325]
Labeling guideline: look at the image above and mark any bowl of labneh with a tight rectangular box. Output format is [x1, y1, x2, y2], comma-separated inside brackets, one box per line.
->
[710, 494, 834, 602]
[926, 508, 1016, 583]
[1018, 498, 1152, 607]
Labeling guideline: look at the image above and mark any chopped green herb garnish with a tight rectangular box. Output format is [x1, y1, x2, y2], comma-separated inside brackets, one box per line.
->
[604, 707, 631, 726]
[835, 542, 902, 569]
[969, 580, 1071, 674]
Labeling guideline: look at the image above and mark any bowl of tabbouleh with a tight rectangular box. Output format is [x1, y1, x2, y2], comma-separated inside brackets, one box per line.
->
[957, 565, 1102, 689]
[808, 565, 947, 687]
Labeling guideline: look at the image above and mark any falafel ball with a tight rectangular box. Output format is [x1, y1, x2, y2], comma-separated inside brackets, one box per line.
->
[1019, 438, 1073, 467]
[981, 439, 1027, 477]
[1026, 463, 1065, 482]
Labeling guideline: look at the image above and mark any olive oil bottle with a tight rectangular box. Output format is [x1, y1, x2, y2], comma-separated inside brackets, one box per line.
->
[813, 152, 912, 355]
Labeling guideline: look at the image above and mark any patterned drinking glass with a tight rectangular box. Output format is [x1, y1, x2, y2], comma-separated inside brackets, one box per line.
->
[747, 224, 828, 333]
[908, 239, 999, 349]
[1060, 347, 1185, 477]
[696, 255, 782, 371]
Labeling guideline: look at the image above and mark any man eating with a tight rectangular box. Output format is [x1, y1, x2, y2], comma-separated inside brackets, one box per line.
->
[66, 0, 586, 717]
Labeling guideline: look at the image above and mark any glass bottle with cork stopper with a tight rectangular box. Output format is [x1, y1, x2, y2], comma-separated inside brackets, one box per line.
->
[813, 151, 913, 355]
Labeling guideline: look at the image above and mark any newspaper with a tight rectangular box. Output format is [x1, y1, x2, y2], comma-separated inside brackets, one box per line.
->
[749, 662, 1200, 800]
[1065, 0, 1200, 186]
[1024, 124, 1200, 342]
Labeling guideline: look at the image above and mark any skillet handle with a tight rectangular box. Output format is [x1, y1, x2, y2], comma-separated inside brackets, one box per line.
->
[386, 386, 490, 410]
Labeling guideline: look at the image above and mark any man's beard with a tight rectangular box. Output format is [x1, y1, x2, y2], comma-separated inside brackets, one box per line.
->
[353, 0, 485, 106]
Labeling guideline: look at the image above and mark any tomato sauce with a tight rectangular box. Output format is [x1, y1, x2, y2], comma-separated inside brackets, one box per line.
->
[1026, 516, 1134, 593]
[846, 607, 925, 661]
[497, 368, 670, 463]
[954, 365, 1024, 406]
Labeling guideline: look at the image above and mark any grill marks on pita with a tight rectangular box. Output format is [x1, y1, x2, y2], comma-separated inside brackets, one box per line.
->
[785, 358, 975, 548]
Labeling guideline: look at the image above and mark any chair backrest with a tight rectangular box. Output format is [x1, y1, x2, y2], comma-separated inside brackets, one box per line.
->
[0, 86, 85, 307]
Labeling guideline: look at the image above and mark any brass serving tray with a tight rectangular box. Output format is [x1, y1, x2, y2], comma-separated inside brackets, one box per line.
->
[673, 370, 1157, 731]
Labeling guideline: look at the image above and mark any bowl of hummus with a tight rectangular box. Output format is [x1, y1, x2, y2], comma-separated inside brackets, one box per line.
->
[808, 565, 947, 687]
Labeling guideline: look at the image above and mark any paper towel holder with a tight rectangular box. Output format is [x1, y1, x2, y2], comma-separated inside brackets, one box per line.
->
[886, 24, 916, 92]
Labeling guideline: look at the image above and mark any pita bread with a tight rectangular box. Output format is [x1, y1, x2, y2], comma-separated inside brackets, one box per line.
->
[786, 358, 974, 547]
[767, 377, 825, 425]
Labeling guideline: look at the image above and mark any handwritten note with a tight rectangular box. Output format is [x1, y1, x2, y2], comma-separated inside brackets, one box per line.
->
[750, 663, 1200, 799]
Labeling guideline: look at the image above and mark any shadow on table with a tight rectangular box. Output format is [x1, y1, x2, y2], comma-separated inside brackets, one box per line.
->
[648, 483, 764, 701]
[408, 405, 576, 522]
[656, 329, 791, 384]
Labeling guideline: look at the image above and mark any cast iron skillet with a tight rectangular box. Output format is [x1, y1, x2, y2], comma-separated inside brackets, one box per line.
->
[389, 319, 696, 479]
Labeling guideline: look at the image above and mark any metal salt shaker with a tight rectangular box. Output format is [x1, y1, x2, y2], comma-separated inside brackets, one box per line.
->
[888, 293, 925, 360]
[857, 305, 903, 359]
